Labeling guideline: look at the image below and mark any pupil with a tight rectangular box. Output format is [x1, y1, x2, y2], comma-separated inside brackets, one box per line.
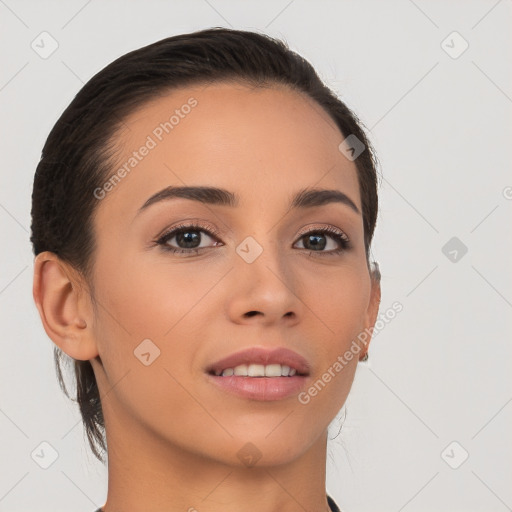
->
[177, 231, 200, 248]
[305, 234, 326, 251]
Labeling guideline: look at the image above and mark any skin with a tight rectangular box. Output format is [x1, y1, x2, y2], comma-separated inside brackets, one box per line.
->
[33, 82, 381, 512]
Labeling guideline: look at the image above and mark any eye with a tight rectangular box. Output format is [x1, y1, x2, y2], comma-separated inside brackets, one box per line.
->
[294, 225, 350, 256]
[154, 222, 351, 257]
[155, 222, 222, 255]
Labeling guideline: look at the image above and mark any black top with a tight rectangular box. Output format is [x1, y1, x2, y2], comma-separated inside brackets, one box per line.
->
[94, 494, 341, 511]
[327, 494, 341, 511]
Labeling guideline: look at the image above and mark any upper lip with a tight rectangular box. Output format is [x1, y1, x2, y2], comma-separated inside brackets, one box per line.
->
[206, 347, 311, 376]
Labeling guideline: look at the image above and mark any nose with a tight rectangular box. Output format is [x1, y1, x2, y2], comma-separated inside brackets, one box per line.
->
[224, 236, 302, 327]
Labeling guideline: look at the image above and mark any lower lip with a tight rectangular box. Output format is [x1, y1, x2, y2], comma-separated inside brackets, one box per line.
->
[206, 374, 309, 401]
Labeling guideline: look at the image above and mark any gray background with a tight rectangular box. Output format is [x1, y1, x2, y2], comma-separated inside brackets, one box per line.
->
[1, 1, 511, 511]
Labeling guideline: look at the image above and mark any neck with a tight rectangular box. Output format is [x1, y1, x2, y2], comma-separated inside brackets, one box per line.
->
[99, 403, 332, 512]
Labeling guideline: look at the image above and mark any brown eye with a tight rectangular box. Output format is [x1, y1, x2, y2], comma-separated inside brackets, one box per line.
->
[156, 223, 222, 255]
[294, 227, 350, 255]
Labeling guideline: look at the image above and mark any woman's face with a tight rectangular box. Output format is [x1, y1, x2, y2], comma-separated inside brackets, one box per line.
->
[87, 81, 380, 466]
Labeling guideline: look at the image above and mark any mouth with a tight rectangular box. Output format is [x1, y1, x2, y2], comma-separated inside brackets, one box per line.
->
[204, 346, 311, 401]
[205, 346, 311, 377]
[207, 363, 307, 377]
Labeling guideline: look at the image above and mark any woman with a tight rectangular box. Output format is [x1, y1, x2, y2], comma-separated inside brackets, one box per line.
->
[31, 27, 381, 512]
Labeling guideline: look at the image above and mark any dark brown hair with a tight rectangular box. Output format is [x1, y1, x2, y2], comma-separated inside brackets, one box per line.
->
[30, 27, 381, 463]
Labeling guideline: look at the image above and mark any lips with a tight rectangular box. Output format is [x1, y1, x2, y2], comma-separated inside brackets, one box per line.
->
[205, 346, 311, 377]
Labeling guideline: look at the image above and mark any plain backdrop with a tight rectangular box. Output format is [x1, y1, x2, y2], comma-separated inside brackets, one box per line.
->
[1, 1, 511, 511]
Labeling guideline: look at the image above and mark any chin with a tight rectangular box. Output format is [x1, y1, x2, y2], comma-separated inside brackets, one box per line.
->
[212, 431, 313, 469]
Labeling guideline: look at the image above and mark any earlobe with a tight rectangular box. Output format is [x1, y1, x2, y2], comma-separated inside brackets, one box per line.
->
[370, 262, 382, 316]
[32, 252, 98, 361]
[359, 261, 382, 361]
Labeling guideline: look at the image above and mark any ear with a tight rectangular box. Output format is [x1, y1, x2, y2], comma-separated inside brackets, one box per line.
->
[359, 261, 382, 361]
[32, 251, 98, 361]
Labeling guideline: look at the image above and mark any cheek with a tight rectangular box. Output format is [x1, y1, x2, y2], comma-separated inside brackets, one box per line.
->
[297, 263, 370, 348]
[95, 250, 221, 340]
[91, 250, 228, 406]
[90, 254, 209, 442]
[276, 265, 369, 410]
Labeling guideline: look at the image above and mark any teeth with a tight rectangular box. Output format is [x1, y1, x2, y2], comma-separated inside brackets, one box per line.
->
[218, 363, 300, 377]
[234, 364, 248, 376]
[248, 364, 265, 377]
[265, 364, 282, 377]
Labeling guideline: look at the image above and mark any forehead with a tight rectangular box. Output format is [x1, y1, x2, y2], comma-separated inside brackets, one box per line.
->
[96, 82, 361, 224]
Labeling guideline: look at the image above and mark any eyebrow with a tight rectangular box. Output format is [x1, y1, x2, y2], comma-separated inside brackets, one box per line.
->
[136, 185, 360, 216]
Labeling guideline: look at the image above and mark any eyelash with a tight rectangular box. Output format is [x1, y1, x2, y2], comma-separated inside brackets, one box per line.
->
[154, 222, 351, 256]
